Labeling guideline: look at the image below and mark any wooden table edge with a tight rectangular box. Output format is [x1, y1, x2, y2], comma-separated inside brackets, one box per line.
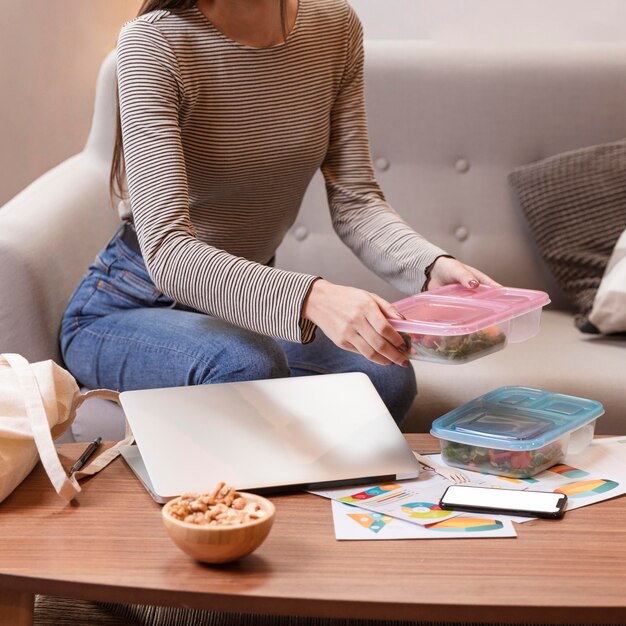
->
[0, 573, 623, 624]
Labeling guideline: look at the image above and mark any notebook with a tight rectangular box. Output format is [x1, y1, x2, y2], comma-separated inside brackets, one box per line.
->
[119, 372, 419, 502]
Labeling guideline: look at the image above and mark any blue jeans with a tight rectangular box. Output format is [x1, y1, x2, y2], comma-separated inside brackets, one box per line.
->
[60, 225, 417, 425]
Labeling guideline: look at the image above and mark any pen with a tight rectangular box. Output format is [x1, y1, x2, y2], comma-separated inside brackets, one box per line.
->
[68, 437, 102, 476]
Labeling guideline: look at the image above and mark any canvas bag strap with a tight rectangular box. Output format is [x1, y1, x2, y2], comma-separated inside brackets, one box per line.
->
[72, 390, 134, 480]
[2, 354, 134, 500]
[2, 353, 81, 501]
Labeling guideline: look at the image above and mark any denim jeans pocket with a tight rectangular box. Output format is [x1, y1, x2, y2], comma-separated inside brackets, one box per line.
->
[99, 261, 172, 307]
[96, 278, 149, 307]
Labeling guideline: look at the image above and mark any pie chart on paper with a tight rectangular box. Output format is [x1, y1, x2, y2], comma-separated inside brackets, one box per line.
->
[400, 502, 450, 519]
[425, 517, 504, 533]
[555, 479, 619, 499]
[548, 464, 589, 479]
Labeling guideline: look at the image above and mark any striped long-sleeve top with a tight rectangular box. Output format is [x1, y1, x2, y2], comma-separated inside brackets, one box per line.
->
[116, 0, 447, 343]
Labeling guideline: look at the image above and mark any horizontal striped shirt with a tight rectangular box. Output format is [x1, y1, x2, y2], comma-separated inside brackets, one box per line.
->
[116, 0, 446, 342]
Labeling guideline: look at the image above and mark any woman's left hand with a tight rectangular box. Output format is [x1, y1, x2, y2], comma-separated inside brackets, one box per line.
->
[427, 256, 501, 291]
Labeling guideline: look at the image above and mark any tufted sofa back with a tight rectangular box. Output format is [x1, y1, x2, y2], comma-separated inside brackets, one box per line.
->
[276, 42, 626, 309]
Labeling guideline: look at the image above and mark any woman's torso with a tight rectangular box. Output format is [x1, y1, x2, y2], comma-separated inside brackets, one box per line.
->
[119, 0, 354, 264]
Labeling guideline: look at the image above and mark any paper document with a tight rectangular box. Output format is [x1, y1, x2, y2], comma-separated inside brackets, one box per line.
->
[331, 500, 517, 540]
[317, 439, 626, 539]
[311, 468, 461, 526]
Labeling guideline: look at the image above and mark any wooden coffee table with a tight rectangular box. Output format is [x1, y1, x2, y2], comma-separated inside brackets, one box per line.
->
[1, 435, 625, 625]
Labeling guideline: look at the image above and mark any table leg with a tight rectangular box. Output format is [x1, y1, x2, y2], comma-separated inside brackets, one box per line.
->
[0, 589, 34, 626]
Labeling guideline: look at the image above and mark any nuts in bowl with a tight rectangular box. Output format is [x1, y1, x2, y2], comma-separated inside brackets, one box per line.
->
[162, 482, 275, 564]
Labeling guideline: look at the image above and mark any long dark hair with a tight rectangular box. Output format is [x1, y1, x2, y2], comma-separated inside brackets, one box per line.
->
[110, 0, 288, 206]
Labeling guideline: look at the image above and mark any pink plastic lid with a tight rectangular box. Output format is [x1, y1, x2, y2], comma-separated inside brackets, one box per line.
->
[388, 285, 550, 336]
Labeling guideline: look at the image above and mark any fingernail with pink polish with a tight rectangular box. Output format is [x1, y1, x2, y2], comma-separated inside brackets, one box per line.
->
[468, 280, 479, 288]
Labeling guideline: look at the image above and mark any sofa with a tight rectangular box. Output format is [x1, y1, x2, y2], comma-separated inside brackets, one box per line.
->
[1, 42, 625, 441]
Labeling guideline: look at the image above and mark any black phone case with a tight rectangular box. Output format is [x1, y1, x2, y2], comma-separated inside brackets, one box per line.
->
[439, 487, 567, 519]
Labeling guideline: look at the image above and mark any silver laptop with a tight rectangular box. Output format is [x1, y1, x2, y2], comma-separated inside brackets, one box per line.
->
[119, 372, 419, 502]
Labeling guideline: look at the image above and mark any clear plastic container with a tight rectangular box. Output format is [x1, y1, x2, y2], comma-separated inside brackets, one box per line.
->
[389, 285, 550, 364]
[431, 387, 605, 478]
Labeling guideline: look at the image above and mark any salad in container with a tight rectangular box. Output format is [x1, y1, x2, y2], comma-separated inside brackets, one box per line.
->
[431, 387, 605, 478]
[388, 285, 550, 364]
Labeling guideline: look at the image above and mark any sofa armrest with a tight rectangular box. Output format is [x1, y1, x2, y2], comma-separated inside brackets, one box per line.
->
[0, 153, 119, 362]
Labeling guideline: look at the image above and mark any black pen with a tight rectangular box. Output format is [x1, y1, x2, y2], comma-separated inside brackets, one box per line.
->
[68, 437, 102, 476]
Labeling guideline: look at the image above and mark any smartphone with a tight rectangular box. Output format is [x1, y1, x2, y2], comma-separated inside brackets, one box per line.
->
[439, 484, 567, 519]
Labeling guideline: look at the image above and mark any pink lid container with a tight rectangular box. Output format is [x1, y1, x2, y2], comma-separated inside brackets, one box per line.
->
[388, 285, 550, 364]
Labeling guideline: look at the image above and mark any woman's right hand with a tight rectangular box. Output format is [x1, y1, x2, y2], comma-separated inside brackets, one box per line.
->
[302, 279, 410, 367]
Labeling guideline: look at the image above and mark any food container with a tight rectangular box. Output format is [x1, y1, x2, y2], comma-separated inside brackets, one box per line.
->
[388, 285, 550, 364]
[162, 492, 275, 564]
[431, 387, 605, 478]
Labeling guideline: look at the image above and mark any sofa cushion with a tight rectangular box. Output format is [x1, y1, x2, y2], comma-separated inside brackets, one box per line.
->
[405, 310, 626, 435]
[508, 141, 626, 331]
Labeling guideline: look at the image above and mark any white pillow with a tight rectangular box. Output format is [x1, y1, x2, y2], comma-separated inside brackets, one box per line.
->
[589, 229, 626, 334]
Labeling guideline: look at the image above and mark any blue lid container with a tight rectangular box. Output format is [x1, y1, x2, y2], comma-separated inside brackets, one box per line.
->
[431, 387, 605, 477]
[431, 386, 604, 451]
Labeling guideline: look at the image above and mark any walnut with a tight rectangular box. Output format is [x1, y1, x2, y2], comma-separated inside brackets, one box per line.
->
[168, 483, 264, 526]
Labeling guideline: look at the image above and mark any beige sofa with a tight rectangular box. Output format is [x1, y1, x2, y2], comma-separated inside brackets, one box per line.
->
[1, 43, 625, 441]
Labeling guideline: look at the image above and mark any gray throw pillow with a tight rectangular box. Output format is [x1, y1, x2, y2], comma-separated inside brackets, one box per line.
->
[508, 140, 626, 332]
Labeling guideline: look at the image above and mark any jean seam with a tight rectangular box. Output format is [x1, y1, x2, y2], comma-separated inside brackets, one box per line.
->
[121, 269, 154, 290]
[114, 240, 148, 273]
[286, 360, 332, 375]
[94, 257, 110, 273]
[120, 270, 162, 302]
[96, 280, 146, 307]
[69, 283, 99, 329]
[79, 325, 215, 370]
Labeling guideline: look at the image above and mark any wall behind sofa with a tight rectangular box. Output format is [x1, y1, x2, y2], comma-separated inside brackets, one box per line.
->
[350, 0, 626, 43]
[0, 0, 141, 206]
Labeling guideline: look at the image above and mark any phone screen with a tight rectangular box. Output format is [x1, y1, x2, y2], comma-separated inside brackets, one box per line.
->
[440, 485, 567, 518]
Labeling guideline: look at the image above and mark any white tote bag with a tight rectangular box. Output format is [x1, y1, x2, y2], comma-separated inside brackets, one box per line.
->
[0, 353, 133, 504]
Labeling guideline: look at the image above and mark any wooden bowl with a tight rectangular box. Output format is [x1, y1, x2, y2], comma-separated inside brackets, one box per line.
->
[162, 492, 275, 564]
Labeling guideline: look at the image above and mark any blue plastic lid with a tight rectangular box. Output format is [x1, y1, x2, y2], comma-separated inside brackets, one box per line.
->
[430, 386, 604, 450]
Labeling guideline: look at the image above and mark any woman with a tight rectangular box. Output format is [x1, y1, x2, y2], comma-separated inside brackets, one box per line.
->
[60, 0, 497, 425]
